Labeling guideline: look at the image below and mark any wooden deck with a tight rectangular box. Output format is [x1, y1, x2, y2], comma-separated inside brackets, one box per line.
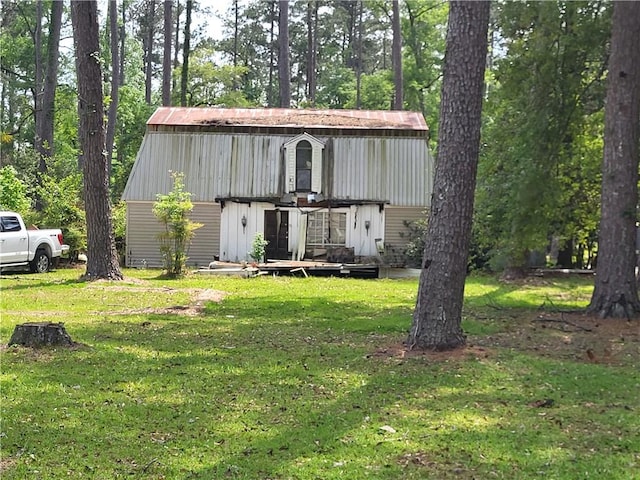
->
[198, 260, 380, 279]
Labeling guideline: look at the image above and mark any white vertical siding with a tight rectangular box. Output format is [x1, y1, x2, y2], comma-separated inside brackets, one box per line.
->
[125, 201, 220, 268]
[123, 132, 433, 207]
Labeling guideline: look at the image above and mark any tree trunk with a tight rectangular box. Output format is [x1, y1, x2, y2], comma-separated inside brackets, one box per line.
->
[9, 323, 75, 348]
[144, 0, 156, 104]
[587, 1, 640, 319]
[278, 0, 291, 108]
[106, 0, 120, 178]
[173, 0, 180, 93]
[306, 1, 318, 106]
[392, 0, 403, 110]
[355, 0, 363, 109]
[407, 1, 490, 351]
[35, 0, 62, 164]
[71, 0, 123, 281]
[162, 0, 172, 106]
[268, 1, 276, 106]
[180, 0, 192, 106]
[120, 0, 126, 85]
[33, 0, 62, 212]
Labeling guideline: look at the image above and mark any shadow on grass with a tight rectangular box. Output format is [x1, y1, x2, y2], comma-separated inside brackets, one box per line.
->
[3, 301, 637, 479]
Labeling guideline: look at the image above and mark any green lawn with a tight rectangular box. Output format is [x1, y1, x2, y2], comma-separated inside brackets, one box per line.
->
[1, 269, 638, 479]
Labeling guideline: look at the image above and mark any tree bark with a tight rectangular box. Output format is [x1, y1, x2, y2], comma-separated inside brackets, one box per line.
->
[35, 0, 62, 165]
[144, 0, 156, 104]
[278, 0, 291, 108]
[306, 1, 318, 106]
[71, 0, 123, 281]
[162, 0, 172, 106]
[9, 323, 75, 348]
[392, 0, 403, 110]
[587, 1, 640, 319]
[407, 1, 490, 351]
[180, 0, 192, 106]
[106, 0, 120, 177]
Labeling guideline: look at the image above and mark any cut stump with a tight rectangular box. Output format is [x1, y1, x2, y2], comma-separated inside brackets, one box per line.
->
[8, 322, 75, 348]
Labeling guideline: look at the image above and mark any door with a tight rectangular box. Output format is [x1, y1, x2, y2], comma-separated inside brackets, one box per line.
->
[264, 210, 289, 260]
[0, 215, 28, 263]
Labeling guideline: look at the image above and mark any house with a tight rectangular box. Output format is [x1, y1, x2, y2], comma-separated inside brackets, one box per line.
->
[121, 107, 434, 267]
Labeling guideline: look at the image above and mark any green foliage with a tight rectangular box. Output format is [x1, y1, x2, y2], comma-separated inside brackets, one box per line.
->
[476, 1, 610, 270]
[111, 201, 127, 260]
[0, 165, 31, 214]
[249, 232, 269, 263]
[152, 171, 202, 277]
[29, 165, 86, 258]
[402, 216, 428, 268]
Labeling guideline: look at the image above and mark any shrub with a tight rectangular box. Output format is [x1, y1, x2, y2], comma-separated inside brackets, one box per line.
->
[153, 172, 202, 277]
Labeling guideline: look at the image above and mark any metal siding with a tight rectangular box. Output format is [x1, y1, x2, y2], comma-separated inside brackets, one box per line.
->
[125, 202, 165, 268]
[187, 203, 221, 267]
[384, 206, 426, 249]
[332, 137, 432, 206]
[123, 132, 433, 205]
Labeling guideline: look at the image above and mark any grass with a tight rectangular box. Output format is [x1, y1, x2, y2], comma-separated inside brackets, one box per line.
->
[1, 268, 638, 479]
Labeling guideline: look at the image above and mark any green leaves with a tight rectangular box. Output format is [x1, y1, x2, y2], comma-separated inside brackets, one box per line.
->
[153, 171, 202, 277]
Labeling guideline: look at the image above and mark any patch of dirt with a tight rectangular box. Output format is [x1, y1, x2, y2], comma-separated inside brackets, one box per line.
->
[370, 344, 492, 362]
[372, 312, 639, 366]
[121, 288, 226, 316]
[474, 311, 639, 365]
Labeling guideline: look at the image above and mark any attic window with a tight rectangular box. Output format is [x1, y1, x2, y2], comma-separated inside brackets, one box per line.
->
[296, 140, 312, 192]
[284, 133, 324, 194]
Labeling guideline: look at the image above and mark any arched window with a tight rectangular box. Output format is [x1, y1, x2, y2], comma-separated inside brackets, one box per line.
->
[296, 140, 312, 192]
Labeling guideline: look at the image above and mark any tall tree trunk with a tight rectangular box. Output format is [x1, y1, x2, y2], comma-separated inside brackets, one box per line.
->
[306, 1, 314, 104]
[268, 1, 276, 106]
[144, 0, 156, 104]
[407, 1, 490, 351]
[173, 0, 180, 93]
[162, 0, 172, 106]
[233, 0, 238, 69]
[392, 0, 403, 110]
[180, 0, 192, 106]
[120, 0, 126, 85]
[587, 1, 640, 319]
[34, 0, 43, 178]
[34, 1, 62, 211]
[36, 0, 62, 160]
[106, 0, 120, 179]
[355, 0, 363, 109]
[71, 0, 123, 281]
[278, 0, 291, 108]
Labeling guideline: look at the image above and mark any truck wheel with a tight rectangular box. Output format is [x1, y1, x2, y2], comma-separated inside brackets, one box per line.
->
[30, 249, 51, 273]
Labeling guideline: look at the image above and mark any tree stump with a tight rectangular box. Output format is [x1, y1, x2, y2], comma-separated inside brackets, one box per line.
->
[8, 322, 75, 348]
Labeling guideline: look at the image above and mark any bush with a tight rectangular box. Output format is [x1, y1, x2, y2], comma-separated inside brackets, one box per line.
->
[153, 172, 202, 277]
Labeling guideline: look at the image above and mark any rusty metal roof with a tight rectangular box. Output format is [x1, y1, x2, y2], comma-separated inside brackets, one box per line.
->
[148, 107, 428, 132]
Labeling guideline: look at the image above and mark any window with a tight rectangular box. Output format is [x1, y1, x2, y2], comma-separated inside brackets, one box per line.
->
[306, 211, 346, 247]
[285, 134, 324, 194]
[0, 216, 22, 233]
[296, 140, 312, 192]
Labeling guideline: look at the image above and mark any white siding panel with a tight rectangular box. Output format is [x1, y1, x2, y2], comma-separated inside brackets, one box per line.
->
[187, 203, 221, 267]
[123, 132, 434, 207]
[384, 206, 426, 249]
[126, 201, 221, 268]
[125, 202, 165, 268]
[332, 137, 433, 206]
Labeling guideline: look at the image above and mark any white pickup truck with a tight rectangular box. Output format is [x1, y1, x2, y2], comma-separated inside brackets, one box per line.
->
[0, 211, 69, 273]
